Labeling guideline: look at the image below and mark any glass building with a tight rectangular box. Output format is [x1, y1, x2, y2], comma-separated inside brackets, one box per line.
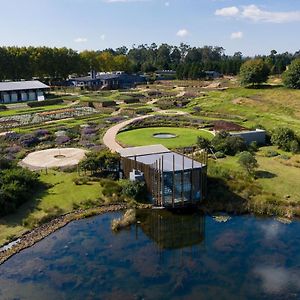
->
[120, 145, 207, 208]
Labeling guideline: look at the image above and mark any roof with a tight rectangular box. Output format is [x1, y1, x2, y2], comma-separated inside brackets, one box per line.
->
[119, 145, 204, 172]
[0, 80, 49, 92]
[119, 144, 169, 157]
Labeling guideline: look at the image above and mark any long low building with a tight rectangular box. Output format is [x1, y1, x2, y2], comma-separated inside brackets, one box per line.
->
[0, 80, 49, 103]
[119, 144, 208, 208]
[70, 72, 146, 90]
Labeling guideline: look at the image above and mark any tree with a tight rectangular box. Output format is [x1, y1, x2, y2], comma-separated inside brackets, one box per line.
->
[238, 151, 258, 175]
[239, 59, 270, 86]
[283, 59, 300, 89]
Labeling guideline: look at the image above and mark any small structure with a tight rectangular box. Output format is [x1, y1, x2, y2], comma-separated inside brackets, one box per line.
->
[0, 80, 49, 103]
[230, 129, 266, 145]
[119, 144, 208, 208]
[70, 72, 146, 90]
[205, 71, 222, 80]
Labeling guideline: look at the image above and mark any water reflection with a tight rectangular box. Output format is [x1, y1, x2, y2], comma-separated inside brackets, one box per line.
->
[136, 209, 205, 250]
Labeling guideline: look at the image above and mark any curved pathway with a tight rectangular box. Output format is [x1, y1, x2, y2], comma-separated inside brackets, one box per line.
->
[103, 115, 152, 152]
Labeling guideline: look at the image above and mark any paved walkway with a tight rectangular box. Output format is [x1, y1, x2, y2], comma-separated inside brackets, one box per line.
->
[102, 115, 152, 152]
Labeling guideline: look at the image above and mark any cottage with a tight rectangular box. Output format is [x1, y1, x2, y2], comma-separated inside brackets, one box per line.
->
[0, 80, 49, 103]
[119, 145, 208, 208]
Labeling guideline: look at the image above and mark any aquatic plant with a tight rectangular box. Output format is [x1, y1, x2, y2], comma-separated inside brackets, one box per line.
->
[111, 209, 136, 232]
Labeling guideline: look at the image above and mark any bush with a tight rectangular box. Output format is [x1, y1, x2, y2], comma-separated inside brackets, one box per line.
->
[215, 151, 226, 159]
[121, 180, 147, 201]
[211, 132, 247, 156]
[197, 137, 211, 150]
[100, 179, 122, 197]
[271, 127, 296, 151]
[0, 167, 41, 216]
[0, 104, 7, 111]
[290, 140, 300, 154]
[265, 150, 279, 157]
[238, 151, 258, 175]
[73, 176, 90, 185]
[27, 98, 64, 108]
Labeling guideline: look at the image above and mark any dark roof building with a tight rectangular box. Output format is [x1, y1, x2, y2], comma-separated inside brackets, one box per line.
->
[0, 80, 49, 103]
[70, 72, 146, 90]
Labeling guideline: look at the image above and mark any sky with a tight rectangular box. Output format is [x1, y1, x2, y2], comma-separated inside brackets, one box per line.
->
[0, 0, 299, 56]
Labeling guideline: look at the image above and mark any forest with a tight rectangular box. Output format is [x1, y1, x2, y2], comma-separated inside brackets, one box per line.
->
[0, 43, 298, 82]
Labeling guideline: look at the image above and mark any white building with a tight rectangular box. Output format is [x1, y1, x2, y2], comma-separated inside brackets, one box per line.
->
[0, 80, 49, 103]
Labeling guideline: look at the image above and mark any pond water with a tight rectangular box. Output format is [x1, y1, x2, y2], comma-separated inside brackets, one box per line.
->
[153, 133, 177, 139]
[0, 210, 299, 300]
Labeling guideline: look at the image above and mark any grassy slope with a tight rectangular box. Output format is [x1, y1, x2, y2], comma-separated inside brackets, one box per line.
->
[117, 127, 214, 148]
[215, 153, 300, 206]
[189, 86, 300, 133]
[0, 171, 100, 246]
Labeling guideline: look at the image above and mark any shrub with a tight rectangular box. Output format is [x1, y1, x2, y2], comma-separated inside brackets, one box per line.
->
[211, 132, 247, 156]
[121, 180, 147, 201]
[238, 151, 258, 175]
[27, 98, 64, 108]
[290, 140, 300, 154]
[0, 104, 7, 111]
[73, 176, 90, 185]
[265, 150, 279, 157]
[215, 151, 226, 159]
[197, 137, 211, 150]
[271, 127, 296, 151]
[100, 179, 122, 197]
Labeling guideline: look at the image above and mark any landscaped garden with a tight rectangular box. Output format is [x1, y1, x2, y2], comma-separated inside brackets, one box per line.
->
[117, 127, 214, 148]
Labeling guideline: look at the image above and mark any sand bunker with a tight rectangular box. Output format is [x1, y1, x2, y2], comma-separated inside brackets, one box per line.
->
[21, 148, 87, 170]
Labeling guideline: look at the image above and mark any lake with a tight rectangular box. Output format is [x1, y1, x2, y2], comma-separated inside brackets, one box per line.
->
[0, 210, 299, 300]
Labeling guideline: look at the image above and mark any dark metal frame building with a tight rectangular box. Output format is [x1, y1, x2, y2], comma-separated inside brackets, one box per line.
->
[119, 145, 208, 208]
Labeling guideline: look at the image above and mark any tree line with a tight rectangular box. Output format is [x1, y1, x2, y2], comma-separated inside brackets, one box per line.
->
[0, 44, 299, 82]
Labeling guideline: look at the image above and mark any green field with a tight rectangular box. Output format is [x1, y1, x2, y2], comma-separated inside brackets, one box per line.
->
[188, 86, 300, 133]
[117, 127, 214, 148]
[0, 171, 101, 246]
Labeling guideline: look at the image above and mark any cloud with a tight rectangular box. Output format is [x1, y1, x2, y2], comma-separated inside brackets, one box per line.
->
[74, 37, 88, 43]
[216, 4, 300, 23]
[176, 29, 190, 38]
[215, 6, 239, 17]
[254, 266, 300, 294]
[165, 1, 170, 7]
[100, 34, 106, 41]
[242, 5, 300, 23]
[230, 31, 243, 39]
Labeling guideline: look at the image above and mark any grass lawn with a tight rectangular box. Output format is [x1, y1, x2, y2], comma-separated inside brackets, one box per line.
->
[117, 127, 214, 148]
[215, 150, 300, 205]
[0, 171, 100, 246]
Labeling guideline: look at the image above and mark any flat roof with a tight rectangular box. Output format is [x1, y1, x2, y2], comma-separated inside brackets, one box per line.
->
[119, 144, 170, 158]
[0, 80, 49, 92]
[119, 145, 204, 172]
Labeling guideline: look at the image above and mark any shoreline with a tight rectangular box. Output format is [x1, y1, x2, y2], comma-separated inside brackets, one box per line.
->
[0, 202, 296, 266]
[0, 204, 144, 266]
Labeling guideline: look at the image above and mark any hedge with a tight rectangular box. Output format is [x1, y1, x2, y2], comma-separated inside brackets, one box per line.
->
[27, 98, 64, 108]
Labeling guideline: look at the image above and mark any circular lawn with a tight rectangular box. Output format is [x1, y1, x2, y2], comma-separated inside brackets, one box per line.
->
[117, 127, 214, 149]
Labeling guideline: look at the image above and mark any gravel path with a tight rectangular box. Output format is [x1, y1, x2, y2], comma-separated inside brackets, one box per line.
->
[103, 115, 152, 152]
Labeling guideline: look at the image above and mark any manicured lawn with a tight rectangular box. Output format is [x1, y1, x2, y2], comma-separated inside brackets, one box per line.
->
[117, 127, 214, 148]
[0, 171, 100, 246]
